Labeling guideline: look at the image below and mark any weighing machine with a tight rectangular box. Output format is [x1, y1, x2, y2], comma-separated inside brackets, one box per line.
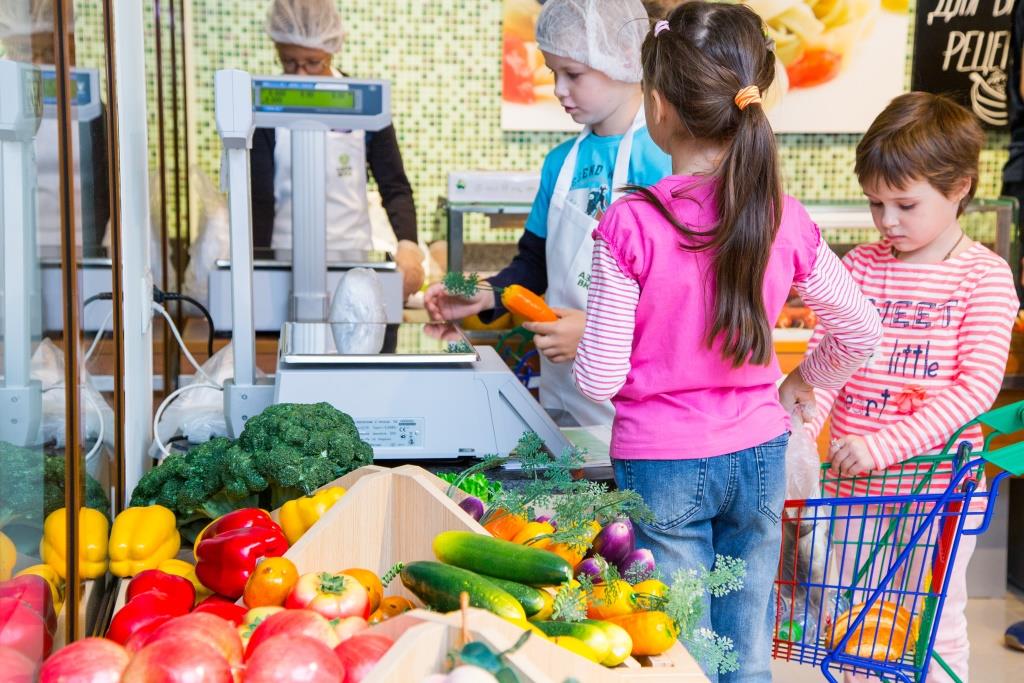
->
[0, 59, 43, 446]
[215, 69, 571, 459]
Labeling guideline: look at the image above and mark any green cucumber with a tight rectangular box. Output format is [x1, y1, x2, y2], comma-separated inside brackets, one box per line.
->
[583, 619, 633, 667]
[400, 561, 526, 621]
[534, 620, 612, 664]
[483, 577, 547, 617]
[433, 530, 572, 586]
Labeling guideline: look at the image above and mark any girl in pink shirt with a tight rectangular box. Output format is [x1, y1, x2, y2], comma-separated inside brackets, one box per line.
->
[572, 4, 881, 681]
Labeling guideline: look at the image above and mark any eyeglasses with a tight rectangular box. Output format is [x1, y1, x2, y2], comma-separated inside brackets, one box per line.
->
[279, 56, 332, 74]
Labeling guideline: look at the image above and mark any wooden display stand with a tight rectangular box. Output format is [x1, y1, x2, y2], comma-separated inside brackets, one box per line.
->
[285, 465, 706, 681]
[365, 607, 708, 683]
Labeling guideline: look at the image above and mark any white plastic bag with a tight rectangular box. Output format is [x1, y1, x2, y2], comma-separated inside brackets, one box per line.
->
[785, 412, 821, 501]
[150, 343, 264, 457]
[329, 267, 386, 354]
[31, 339, 114, 456]
[182, 166, 230, 307]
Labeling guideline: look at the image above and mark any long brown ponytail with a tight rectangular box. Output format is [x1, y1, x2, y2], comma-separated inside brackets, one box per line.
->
[631, 2, 782, 368]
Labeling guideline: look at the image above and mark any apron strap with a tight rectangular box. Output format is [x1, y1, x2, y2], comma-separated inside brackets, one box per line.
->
[550, 125, 591, 211]
[610, 106, 646, 205]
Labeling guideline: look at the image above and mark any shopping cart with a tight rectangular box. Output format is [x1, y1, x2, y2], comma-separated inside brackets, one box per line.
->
[772, 401, 1024, 682]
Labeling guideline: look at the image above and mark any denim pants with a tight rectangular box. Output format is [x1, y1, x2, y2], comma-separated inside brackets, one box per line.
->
[613, 432, 788, 683]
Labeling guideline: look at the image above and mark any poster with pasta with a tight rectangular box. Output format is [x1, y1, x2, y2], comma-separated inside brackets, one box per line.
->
[746, 0, 911, 132]
[501, 0, 583, 131]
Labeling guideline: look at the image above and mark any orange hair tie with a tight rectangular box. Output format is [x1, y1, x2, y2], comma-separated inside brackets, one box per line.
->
[734, 85, 762, 111]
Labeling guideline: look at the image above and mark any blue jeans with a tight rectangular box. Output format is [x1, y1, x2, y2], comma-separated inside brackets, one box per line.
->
[613, 432, 788, 683]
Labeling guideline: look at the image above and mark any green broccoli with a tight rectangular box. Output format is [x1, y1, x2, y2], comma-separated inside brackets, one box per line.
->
[238, 402, 373, 490]
[129, 437, 263, 533]
[130, 403, 373, 536]
[0, 441, 110, 540]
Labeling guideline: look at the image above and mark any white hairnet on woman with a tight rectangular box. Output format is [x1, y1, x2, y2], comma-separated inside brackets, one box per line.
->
[535, 0, 649, 83]
[265, 0, 346, 54]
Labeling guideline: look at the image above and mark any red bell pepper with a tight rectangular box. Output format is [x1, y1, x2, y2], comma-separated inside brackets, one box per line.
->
[0, 596, 52, 662]
[0, 575, 57, 635]
[126, 569, 196, 613]
[191, 595, 248, 625]
[194, 513, 288, 600]
[195, 508, 280, 546]
[106, 589, 190, 645]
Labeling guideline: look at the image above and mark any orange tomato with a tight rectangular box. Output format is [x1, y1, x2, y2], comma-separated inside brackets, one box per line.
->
[242, 556, 299, 608]
[483, 509, 527, 541]
[512, 521, 554, 549]
[607, 611, 679, 656]
[368, 595, 415, 624]
[548, 521, 600, 567]
[587, 580, 637, 620]
[343, 568, 383, 613]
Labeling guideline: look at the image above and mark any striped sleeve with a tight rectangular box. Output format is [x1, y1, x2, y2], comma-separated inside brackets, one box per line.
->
[793, 242, 883, 390]
[864, 266, 1019, 469]
[573, 238, 639, 402]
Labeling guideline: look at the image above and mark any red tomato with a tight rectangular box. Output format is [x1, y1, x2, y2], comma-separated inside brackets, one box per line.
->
[786, 48, 842, 89]
[285, 572, 370, 620]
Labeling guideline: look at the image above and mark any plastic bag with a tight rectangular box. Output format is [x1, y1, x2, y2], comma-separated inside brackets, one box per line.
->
[31, 339, 114, 458]
[182, 165, 230, 307]
[786, 412, 821, 501]
[151, 343, 264, 457]
[329, 267, 386, 354]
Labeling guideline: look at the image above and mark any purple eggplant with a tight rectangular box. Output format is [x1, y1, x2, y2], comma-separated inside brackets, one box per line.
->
[574, 557, 607, 582]
[617, 548, 656, 577]
[534, 514, 557, 530]
[588, 520, 635, 567]
[458, 496, 485, 521]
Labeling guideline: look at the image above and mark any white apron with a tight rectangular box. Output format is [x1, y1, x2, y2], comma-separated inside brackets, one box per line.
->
[542, 108, 645, 427]
[271, 126, 374, 253]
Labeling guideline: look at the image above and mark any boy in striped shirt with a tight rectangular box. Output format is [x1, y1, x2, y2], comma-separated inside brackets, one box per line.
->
[804, 92, 1019, 681]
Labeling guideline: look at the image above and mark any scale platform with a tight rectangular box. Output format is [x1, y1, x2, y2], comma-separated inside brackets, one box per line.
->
[208, 249, 403, 332]
[273, 322, 570, 459]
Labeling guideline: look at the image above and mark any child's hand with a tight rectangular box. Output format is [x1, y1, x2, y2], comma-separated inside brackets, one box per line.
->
[424, 282, 495, 321]
[829, 435, 875, 477]
[523, 308, 585, 363]
[778, 369, 816, 421]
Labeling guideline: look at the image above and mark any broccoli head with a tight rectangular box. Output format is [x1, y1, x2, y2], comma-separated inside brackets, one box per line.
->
[0, 441, 110, 538]
[239, 402, 373, 483]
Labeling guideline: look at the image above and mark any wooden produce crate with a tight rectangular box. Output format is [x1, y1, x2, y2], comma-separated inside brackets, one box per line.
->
[363, 607, 708, 683]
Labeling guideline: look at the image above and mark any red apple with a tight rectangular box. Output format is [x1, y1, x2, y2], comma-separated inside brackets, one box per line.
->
[138, 612, 244, 667]
[0, 644, 38, 683]
[244, 609, 340, 660]
[0, 575, 58, 634]
[39, 637, 130, 683]
[0, 595, 52, 661]
[244, 634, 344, 683]
[121, 636, 232, 683]
[331, 616, 368, 643]
[333, 633, 393, 683]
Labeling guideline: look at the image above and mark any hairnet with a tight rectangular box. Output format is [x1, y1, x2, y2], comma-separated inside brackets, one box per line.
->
[535, 0, 648, 83]
[266, 0, 346, 54]
[0, 0, 63, 40]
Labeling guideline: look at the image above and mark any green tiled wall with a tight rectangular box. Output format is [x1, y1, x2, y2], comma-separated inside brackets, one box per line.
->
[8, 1, 1014, 245]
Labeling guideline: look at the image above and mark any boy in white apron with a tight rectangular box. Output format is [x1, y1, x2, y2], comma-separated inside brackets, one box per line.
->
[426, 0, 670, 426]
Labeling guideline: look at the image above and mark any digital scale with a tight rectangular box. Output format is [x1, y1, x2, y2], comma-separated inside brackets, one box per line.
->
[215, 69, 571, 459]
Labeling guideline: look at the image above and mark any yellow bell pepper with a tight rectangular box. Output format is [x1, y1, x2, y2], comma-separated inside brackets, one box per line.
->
[279, 486, 345, 544]
[40, 507, 109, 579]
[157, 558, 211, 603]
[15, 564, 65, 610]
[108, 505, 181, 577]
[0, 531, 16, 581]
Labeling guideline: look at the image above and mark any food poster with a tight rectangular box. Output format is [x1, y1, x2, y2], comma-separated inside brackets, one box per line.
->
[501, 0, 583, 131]
[747, 0, 911, 132]
[911, 0, 1014, 129]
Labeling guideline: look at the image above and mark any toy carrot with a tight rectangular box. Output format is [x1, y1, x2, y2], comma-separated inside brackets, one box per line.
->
[442, 272, 557, 323]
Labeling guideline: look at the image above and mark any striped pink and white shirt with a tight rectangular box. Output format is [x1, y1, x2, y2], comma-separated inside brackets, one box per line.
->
[803, 241, 1019, 496]
[573, 176, 882, 460]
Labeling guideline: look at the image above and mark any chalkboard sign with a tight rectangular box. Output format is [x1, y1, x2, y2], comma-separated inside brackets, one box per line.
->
[912, 0, 1015, 128]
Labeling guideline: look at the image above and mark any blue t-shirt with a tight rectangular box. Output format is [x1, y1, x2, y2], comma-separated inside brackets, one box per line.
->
[524, 126, 671, 238]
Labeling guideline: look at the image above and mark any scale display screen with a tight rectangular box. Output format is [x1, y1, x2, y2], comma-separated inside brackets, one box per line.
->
[259, 86, 355, 111]
[40, 71, 90, 106]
